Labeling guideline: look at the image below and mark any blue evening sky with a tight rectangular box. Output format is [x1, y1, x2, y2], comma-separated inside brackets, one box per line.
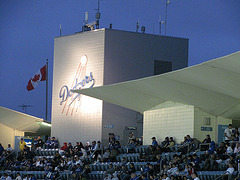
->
[0, 0, 239, 120]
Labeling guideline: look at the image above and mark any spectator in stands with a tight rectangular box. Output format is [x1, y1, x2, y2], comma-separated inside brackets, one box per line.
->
[128, 139, 136, 153]
[1, 173, 12, 180]
[80, 148, 87, 161]
[163, 137, 175, 152]
[130, 173, 137, 180]
[104, 163, 115, 178]
[128, 132, 135, 145]
[126, 163, 136, 176]
[108, 133, 115, 145]
[45, 137, 51, 149]
[191, 172, 200, 180]
[181, 136, 187, 145]
[206, 141, 216, 154]
[192, 154, 200, 170]
[187, 163, 196, 176]
[225, 155, 236, 168]
[120, 157, 127, 166]
[178, 135, 192, 154]
[202, 134, 211, 143]
[119, 165, 128, 180]
[145, 145, 155, 161]
[233, 131, 239, 141]
[161, 137, 169, 147]
[112, 172, 119, 180]
[0, 143, 4, 156]
[141, 174, 148, 180]
[33, 137, 38, 148]
[36, 136, 43, 150]
[234, 142, 240, 154]
[19, 138, 26, 151]
[223, 162, 235, 180]
[51, 137, 58, 148]
[52, 151, 62, 169]
[5, 144, 12, 153]
[109, 146, 119, 161]
[44, 165, 52, 179]
[90, 141, 97, 153]
[151, 137, 158, 148]
[93, 141, 103, 161]
[102, 149, 110, 162]
[216, 142, 226, 156]
[59, 142, 68, 155]
[225, 143, 233, 155]
[233, 127, 239, 136]
[15, 172, 22, 180]
[135, 138, 142, 146]
[203, 154, 218, 171]
[30, 142, 36, 152]
[73, 142, 80, 152]
[153, 145, 162, 160]
[115, 141, 121, 150]
[200, 134, 211, 151]
[224, 124, 233, 143]
[66, 142, 73, 153]
[168, 163, 180, 177]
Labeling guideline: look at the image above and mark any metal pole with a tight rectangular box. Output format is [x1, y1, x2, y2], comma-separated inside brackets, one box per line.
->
[159, 16, 162, 35]
[46, 59, 48, 121]
[60, 24, 62, 36]
[165, 0, 170, 36]
[165, 0, 167, 36]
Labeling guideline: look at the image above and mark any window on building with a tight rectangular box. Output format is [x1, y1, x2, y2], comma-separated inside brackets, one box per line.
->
[154, 60, 172, 75]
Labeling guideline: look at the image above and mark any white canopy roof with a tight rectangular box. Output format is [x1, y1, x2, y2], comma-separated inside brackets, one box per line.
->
[72, 51, 240, 120]
[0, 106, 49, 132]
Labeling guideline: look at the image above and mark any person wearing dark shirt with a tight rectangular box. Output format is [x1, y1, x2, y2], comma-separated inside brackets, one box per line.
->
[66, 142, 74, 153]
[152, 137, 158, 147]
[127, 163, 136, 175]
[192, 154, 200, 170]
[36, 136, 43, 150]
[216, 142, 226, 159]
[201, 134, 212, 151]
[202, 134, 211, 143]
[0, 143, 4, 156]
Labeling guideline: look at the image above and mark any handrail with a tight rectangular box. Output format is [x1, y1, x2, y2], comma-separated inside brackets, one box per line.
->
[0, 150, 15, 163]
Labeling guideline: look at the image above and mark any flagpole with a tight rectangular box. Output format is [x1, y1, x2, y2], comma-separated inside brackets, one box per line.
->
[46, 59, 48, 121]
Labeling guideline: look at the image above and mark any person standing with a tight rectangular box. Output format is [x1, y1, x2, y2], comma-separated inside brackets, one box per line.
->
[224, 124, 233, 143]
[19, 138, 26, 151]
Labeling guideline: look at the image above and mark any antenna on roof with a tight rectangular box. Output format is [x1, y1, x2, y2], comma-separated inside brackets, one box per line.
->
[141, 26, 145, 33]
[95, 0, 101, 29]
[18, 104, 31, 114]
[165, 0, 170, 36]
[60, 24, 62, 36]
[85, 12, 89, 24]
[159, 16, 164, 35]
[136, 20, 139, 32]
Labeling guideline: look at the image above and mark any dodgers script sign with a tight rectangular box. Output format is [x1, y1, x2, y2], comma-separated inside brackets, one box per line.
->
[58, 55, 95, 115]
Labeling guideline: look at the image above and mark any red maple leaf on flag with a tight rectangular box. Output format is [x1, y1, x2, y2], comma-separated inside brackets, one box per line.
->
[32, 74, 40, 82]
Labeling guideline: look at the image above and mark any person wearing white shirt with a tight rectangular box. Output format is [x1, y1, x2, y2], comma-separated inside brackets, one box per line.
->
[191, 173, 200, 180]
[223, 163, 234, 180]
[226, 163, 234, 174]
[15, 172, 22, 180]
[6, 144, 13, 152]
[225, 143, 233, 154]
[224, 124, 233, 142]
[234, 142, 240, 154]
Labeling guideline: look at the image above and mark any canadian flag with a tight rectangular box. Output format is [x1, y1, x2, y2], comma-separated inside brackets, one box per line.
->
[27, 65, 46, 91]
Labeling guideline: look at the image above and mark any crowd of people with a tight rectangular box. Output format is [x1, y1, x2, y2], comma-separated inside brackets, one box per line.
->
[0, 124, 240, 179]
